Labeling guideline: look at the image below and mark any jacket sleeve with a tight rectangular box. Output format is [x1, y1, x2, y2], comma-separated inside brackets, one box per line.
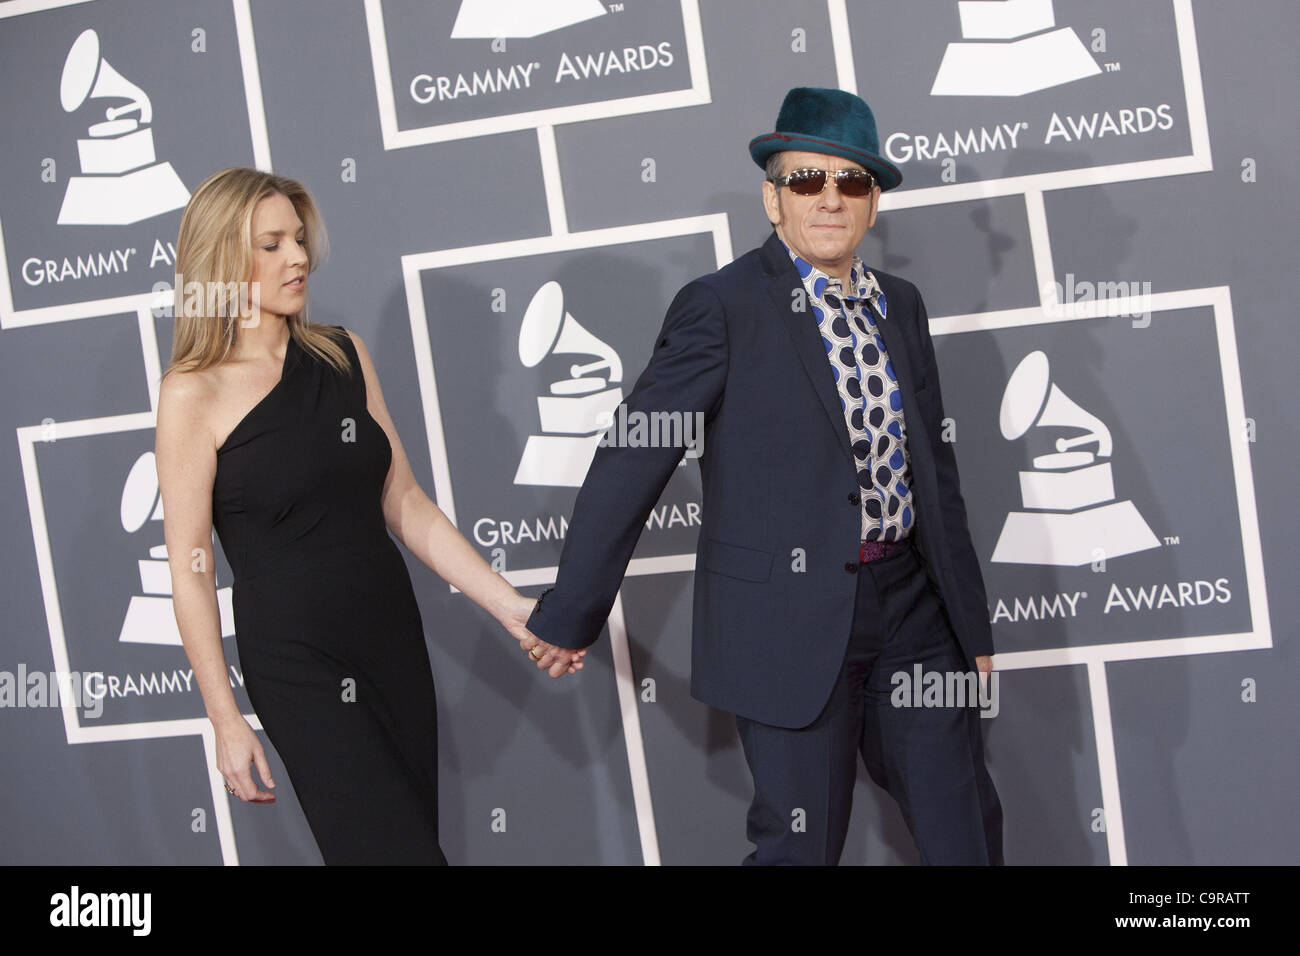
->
[911, 282, 995, 658]
[526, 279, 729, 649]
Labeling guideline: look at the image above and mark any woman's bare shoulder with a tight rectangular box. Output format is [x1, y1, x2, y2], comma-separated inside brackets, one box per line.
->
[160, 363, 219, 405]
[158, 365, 224, 440]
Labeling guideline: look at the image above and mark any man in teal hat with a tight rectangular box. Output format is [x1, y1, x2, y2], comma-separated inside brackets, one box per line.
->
[523, 86, 1004, 865]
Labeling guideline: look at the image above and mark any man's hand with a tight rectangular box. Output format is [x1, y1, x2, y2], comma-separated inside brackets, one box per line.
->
[500, 592, 586, 678]
[524, 636, 586, 678]
[975, 654, 993, 697]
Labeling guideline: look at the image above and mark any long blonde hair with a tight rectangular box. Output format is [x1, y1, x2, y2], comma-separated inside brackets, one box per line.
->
[162, 167, 351, 380]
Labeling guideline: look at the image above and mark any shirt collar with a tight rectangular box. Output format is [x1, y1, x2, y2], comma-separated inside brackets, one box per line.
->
[780, 239, 886, 319]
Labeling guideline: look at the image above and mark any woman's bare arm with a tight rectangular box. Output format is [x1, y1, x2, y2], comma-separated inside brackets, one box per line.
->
[346, 329, 583, 676]
[155, 369, 274, 798]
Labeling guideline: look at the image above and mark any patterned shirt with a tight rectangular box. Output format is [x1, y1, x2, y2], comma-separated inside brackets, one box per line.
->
[784, 241, 915, 542]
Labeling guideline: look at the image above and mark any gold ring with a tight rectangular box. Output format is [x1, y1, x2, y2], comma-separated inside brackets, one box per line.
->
[529, 646, 543, 660]
[224, 783, 236, 795]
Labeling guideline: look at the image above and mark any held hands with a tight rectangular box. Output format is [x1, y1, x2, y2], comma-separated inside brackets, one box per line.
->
[500, 591, 586, 679]
[213, 713, 276, 804]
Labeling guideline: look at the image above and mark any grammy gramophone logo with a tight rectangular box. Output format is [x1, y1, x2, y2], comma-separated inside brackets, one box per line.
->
[931, 0, 1102, 97]
[56, 28, 190, 225]
[451, 0, 606, 39]
[514, 281, 624, 488]
[117, 451, 234, 646]
[991, 351, 1160, 566]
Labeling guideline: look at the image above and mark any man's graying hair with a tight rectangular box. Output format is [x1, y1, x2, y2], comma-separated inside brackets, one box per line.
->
[764, 153, 786, 182]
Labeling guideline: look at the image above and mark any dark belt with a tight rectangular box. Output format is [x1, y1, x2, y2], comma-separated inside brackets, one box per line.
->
[860, 537, 910, 563]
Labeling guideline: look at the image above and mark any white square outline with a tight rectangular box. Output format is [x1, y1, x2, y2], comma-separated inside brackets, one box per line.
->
[16, 409, 262, 745]
[928, 285, 1272, 672]
[929, 286, 1270, 866]
[363, 0, 711, 150]
[401, 213, 732, 591]
[17, 405, 260, 861]
[827, 0, 1213, 210]
[0, 0, 273, 330]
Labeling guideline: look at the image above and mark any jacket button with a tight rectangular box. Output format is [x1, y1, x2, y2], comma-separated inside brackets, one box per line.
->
[844, 561, 858, 574]
[848, 492, 860, 506]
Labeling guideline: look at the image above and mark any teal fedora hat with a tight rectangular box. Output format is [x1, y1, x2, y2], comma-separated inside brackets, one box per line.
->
[749, 87, 902, 191]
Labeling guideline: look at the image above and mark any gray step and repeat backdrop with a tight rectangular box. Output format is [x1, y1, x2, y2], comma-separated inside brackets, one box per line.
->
[1, 0, 1296, 865]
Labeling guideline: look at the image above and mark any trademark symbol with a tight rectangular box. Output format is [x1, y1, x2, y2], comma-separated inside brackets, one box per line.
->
[1104, 62, 1121, 72]
[1163, 535, 1180, 546]
[608, 2, 624, 10]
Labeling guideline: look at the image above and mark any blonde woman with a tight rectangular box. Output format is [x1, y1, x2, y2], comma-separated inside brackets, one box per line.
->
[155, 167, 584, 865]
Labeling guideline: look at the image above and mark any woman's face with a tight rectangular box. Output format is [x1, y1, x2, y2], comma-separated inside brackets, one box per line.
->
[246, 192, 307, 324]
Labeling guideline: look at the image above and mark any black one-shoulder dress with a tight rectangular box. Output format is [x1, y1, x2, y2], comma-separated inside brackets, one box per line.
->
[212, 325, 447, 865]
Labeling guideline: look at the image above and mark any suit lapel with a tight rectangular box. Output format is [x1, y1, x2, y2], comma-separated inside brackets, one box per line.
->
[760, 234, 855, 469]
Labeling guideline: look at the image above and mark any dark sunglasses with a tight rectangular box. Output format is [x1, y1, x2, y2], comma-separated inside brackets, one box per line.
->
[771, 166, 877, 197]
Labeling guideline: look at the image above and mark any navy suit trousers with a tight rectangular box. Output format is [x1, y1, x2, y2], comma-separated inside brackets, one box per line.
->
[734, 539, 1005, 865]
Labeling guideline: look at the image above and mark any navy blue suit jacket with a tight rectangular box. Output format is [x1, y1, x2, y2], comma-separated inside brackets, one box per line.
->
[527, 230, 994, 728]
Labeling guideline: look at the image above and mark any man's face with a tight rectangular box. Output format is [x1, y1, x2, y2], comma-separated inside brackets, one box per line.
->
[761, 149, 880, 280]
